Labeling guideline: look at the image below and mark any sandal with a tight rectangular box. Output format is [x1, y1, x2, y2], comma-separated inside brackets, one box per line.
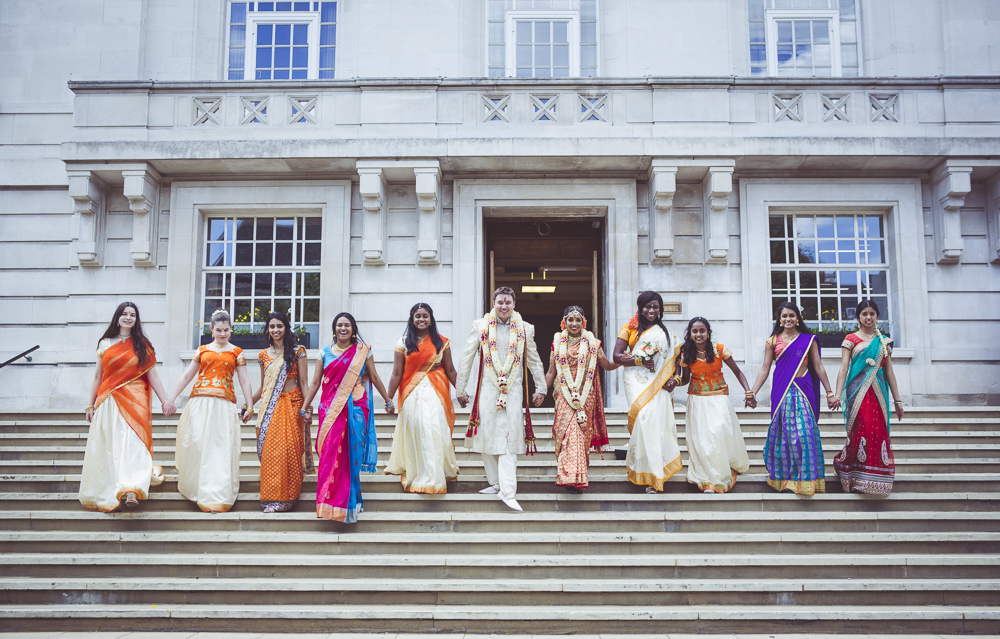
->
[262, 506, 277, 513]
[123, 491, 139, 507]
[645, 487, 658, 494]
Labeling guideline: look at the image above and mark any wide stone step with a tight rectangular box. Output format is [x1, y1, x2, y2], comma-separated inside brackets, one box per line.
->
[3, 509, 997, 534]
[4, 576, 1000, 607]
[2, 530, 997, 556]
[1, 471, 997, 494]
[4, 456, 997, 477]
[0, 603, 997, 633]
[4, 552, 997, 580]
[4, 491, 998, 513]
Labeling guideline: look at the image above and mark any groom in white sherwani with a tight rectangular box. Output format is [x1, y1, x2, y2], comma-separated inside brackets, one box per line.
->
[456, 287, 546, 511]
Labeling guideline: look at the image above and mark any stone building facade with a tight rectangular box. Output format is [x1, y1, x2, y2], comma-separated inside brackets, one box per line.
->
[2, 0, 999, 409]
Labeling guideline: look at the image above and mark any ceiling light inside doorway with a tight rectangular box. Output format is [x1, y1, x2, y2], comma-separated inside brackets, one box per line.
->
[521, 271, 558, 294]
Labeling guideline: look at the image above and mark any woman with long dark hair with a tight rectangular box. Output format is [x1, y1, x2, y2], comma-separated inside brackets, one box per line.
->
[832, 300, 903, 495]
[79, 302, 170, 511]
[544, 305, 618, 493]
[748, 302, 840, 495]
[384, 303, 460, 494]
[250, 311, 313, 513]
[612, 291, 683, 493]
[302, 312, 391, 522]
[677, 317, 752, 493]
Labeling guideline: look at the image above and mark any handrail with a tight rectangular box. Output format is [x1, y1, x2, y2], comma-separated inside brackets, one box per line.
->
[0, 345, 39, 370]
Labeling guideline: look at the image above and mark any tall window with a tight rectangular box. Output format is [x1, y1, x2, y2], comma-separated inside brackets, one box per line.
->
[488, 0, 597, 78]
[203, 216, 322, 346]
[769, 213, 890, 332]
[227, 2, 337, 80]
[748, 0, 860, 77]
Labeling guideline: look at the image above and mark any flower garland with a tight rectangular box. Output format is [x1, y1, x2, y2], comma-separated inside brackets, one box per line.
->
[479, 309, 525, 411]
[555, 329, 599, 426]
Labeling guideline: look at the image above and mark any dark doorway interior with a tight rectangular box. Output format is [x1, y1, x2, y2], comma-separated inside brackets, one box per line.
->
[484, 218, 604, 408]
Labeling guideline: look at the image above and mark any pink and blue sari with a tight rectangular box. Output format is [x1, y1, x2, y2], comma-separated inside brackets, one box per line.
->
[315, 343, 378, 523]
[763, 333, 825, 495]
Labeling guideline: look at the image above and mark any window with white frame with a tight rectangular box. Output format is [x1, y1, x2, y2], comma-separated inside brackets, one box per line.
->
[748, 0, 861, 77]
[487, 0, 597, 78]
[203, 216, 322, 346]
[227, 2, 337, 80]
[769, 212, 890, 332]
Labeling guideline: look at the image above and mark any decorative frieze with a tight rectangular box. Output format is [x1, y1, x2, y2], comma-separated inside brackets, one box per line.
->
[579, 94, 607, 122]
[930, 161, 973, 264]
[482, 94, 510, 123]
[821, 94, 850, 122]
[529, 94, 558, 122]
[240, 97, 269, 125]
[772, 93, 803, 122]
[192, 97, 221, 126]
[289, 96, 318, 124]
[869, 93, 899, 122]
[67, 170, 108, 267]
[123, 165, 162, 267]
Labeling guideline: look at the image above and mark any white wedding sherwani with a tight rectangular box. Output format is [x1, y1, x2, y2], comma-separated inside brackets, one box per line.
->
[456, 316, 546, 456]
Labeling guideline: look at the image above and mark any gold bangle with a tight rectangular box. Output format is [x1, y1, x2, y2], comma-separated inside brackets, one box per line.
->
[744, 391, 754, 397]
[893, 400, 902, 405]
[84, 405, 95, 412]
[634, 357, 642, 367]
[825, 392, 835, 397]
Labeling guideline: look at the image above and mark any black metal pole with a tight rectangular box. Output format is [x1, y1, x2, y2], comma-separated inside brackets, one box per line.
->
[0, 345, 40, 369]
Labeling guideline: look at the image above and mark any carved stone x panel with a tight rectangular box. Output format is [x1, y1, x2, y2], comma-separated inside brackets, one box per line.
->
[192, 97, 222, 126]
[482, 94, 510, 123]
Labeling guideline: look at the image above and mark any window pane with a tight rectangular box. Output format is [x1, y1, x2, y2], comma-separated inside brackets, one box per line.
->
[275, 243, 293, 265]
[818, 239, 836, 263]
[235, 243, 253, 266]
[553, 67, 569, 77]
[293, 23, 308, 44]
[516, 44, 532, 66]
[321, 23, 336, 45]
[777, 21, 793, 43]
[305, 216, 322, 240]
[580, 0, 597, 20]
[749, 20, 765, 42]
[794, 20, 810, 42]
[770, 240, 787, 264]
[800, 296, 818, 321]
[256, 47, 272, 69]
[536, 67, 552, 78]
[536, 44, 551, 66]
[304, 243, 322, 266]
[841, 296, 858, 321]
[320, 47, 336, 69]
[275, 273, 292, 296]
[230, 25, 246, 48]
[516, 21, 531, 43]
[839, 269, 858, 296]
[581, 22, 596, 42]
[535, 21, 550, 43]
[748, 0, 765, 20]
[302, 298, 320, 322]
[750, 43, 766, 64]
[292, 46, 308, 67]
[838, 239, 856, 263]
[321, 2, 337, 22]
[812, 20, 829, 43]
[839, 0, 856, 19]
[204, 299, 223, 322]
[275, 24, 291, 45]
[255, 242, 273, 266]
[769, 215, 786, 239]
[276, 218, 294, 240]
[275, 299, 292, 318]
[553, 44, 569, 66]
[771, 270, 789, 294]
[797, 240, 816, 264]
[581, 44, 597, 67]
[234, 298, 251, 321]
[869, 270, 887, 295]
[206, 273, 224, 297]
[276, 1, 291, 10]
[516, 67, 532, 78]
[231, 2, 247, 22]
[777, 44, 793, 65]
[820, 296, 839, 322]
[275, 46, 290, 68]
[813, 43, 831, 66]
[209, 218, 226, 241]
[800, 270, 818, 294]
[303, 272, 321, 295]
[836, 216, 855, 237]
[553, 21, 568, 43]
[841, 43, 858, 67]
[255, 272, 272, 297]
[235, 273, 252, 296]
[258, 24, 273, 45]
[816, 216, 834, 237]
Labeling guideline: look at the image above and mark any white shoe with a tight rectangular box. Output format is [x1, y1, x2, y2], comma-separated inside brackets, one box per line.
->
[479, 485, 500, 495]
[703, 489, 715, 494]
[499, 495, 522, 511]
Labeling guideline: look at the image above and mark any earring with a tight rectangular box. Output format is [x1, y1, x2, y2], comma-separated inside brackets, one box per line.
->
[582, 319, 587, 329]
[560, 318, 567, 331]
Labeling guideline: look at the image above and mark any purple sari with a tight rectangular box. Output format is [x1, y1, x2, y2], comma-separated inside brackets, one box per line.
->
[763, 333, 825, 495]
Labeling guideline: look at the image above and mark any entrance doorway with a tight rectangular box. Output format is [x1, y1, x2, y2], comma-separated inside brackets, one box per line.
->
[484, 218, 604, 408]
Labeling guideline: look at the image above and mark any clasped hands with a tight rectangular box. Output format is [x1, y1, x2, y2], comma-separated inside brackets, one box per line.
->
[456, 392, 545, 408]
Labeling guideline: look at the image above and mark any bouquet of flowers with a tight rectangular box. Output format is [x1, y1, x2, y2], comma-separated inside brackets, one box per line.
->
[635, 339, 659, 363]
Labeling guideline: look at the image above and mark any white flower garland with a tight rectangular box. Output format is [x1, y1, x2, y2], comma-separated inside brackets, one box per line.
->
[479, 310, 525, 411]
[555, 329, 598, 426]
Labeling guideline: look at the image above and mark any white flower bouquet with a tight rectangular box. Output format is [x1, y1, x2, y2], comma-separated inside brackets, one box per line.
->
[635, 339, 659, 362]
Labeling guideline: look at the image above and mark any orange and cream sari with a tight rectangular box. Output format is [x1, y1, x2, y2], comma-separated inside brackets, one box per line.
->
[619, 319, 683, 491]
[79, 338, 157, 512]
[385, 336, 459, 493]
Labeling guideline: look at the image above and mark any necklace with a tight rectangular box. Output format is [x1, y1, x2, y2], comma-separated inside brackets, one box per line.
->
[555, 329, 598, 426]
[117, 333, 130, 343]
[480, 310, 525, 411]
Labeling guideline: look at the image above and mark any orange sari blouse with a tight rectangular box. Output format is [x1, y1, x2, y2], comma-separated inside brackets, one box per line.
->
[680, 342, 732, 396]
[190, 344, 247, 403]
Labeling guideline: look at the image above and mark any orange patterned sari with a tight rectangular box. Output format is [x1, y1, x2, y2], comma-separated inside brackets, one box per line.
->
[95, 339, 156, 455]
[399, 336, 455, 433]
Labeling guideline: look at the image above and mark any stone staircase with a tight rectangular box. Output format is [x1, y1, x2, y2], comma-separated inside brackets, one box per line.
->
[0, 406, 998, 633]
